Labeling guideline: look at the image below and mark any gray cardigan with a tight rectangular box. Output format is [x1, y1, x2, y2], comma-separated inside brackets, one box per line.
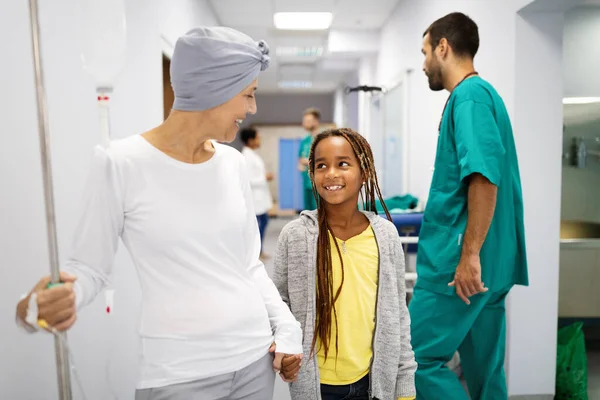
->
[273, 210, 416, 400]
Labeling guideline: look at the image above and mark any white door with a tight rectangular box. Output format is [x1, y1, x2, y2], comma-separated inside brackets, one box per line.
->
[382, 81, 406, 198]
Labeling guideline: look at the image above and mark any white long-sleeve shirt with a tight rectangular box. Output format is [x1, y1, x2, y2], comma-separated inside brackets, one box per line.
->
[58, 134, 302, 389]
[241, 146, 273, 215]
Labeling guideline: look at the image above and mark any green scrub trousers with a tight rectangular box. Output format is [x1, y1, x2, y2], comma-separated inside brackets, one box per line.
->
[410, 76, 528, 400]
[409, 287, 509, 400]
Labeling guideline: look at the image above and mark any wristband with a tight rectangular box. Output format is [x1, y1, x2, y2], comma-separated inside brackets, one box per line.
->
[25, 292, 40, 331]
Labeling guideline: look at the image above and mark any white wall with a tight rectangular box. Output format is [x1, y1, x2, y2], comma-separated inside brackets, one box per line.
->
[510, 9, 564, 395]
[159, 0, 219, 57]
[375, 0, 565, 396]
[333, 86, 346, 128]
[357, 56, 378, 140]
[333, 71, 362, 134]
[564, 6, 600, 97]
[344, 72, 360, 132]
[0, 0, 217, 399]
[377, 0, 519, 203]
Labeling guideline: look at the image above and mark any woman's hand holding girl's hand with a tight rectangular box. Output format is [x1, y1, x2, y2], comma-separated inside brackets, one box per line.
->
[269, 342, 303, 382]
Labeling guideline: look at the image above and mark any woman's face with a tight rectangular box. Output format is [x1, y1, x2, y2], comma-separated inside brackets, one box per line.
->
[208, 79, 258, 143]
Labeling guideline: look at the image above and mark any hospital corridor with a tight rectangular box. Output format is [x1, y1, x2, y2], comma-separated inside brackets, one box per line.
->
[2, 0, 600, 399]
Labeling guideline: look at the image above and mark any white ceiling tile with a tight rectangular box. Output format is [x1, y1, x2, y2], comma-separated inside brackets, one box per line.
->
[207, 0, 400, 93]
[210, 0, 273, 26]
[332, 0, 399, 29]
[273, 0, 335, 13]
[319, 58, 359, 71]
[279, 64, 315, 81]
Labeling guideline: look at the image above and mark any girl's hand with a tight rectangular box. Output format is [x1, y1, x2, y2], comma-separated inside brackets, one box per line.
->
[269, 343, 303, 382]
[280, 353, 303, 382]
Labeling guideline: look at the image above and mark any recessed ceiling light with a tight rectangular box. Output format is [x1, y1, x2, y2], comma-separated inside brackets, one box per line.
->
[278, 80, 313, 89]
[276, 46, 324, 57]
[563, 97, 600, 104]
[273, 12, 333, 30]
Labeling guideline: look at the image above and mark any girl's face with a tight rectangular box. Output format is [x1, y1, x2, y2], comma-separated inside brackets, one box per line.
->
[313, 136, 364, 207]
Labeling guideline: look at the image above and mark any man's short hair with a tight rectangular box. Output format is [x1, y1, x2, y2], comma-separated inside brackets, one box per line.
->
[303, 107, 321, 121]
[424, 12, 479, 59]
[240, 128, 257, 145]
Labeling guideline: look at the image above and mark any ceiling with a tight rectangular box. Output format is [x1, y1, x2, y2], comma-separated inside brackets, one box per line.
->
[208, 0, 400, 93]
[522, 0, 600, 13]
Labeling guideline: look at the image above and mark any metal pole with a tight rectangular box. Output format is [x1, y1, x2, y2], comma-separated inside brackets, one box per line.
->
[27, 0, 73, 399]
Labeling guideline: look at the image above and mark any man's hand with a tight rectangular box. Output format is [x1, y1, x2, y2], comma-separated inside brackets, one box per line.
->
[269, 342, 303, 382]
[448, 254, 488, 305]
[266, 172, 274, 181]
[297, 158, 309, 172]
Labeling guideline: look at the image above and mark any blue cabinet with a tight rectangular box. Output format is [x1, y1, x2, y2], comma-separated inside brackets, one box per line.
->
[278, 138, 305, 211]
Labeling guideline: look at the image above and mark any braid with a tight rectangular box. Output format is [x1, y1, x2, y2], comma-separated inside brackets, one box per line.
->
[307, 128, 391, 361]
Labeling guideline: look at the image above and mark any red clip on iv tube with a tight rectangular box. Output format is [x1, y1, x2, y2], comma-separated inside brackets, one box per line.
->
[105, 289, 114, 314]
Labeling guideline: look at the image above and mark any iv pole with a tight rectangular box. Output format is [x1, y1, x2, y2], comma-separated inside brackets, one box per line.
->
[27, 0, 73, 398]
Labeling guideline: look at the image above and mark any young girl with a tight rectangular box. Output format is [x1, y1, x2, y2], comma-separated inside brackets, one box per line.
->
[273, 128, 416, 400]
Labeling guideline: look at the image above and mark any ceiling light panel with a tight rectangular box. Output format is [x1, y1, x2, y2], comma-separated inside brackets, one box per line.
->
[563, 97, 600, 104]
[274, 12, 333, 30]
[278, 81, 313, 89]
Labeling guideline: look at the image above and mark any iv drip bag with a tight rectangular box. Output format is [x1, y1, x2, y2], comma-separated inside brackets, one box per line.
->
[79, 0, 127, 88]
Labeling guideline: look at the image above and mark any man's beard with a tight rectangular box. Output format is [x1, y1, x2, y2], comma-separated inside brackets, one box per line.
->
[427, 69, 444, 91]
[428, 74, 444, 92]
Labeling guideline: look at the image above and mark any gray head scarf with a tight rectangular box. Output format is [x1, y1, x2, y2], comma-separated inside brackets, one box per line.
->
[170, 27, 270, 111]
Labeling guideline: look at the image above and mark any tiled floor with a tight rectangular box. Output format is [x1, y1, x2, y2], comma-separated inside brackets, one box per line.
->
[262, 216, 600, 399]
[260, 216, 289, 277]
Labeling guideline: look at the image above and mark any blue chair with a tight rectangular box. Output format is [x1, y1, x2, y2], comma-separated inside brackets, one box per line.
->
[380, 212, 423, 254]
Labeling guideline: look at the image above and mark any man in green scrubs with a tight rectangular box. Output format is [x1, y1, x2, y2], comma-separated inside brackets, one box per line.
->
[408, 12, 529, 400]
[297, 107, 321, 210]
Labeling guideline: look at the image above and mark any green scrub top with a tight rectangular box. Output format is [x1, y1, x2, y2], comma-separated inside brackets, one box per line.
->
[299, 135, 314, 189]
[416, 76, 529, 295]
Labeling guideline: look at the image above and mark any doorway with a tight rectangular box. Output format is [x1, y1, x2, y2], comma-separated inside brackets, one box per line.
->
[162, 54, 174, 120]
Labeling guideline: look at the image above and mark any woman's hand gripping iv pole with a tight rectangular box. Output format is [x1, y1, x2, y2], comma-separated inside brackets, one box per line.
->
[17, 271, 84, 400]
[33, 283, 118, 400]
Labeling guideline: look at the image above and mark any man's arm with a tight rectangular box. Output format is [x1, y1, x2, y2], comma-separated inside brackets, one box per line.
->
[461, 173, 497, 258]
[450, 173, 497, 304]
[297, 136, 311, 171]
[450, 99, 505, 304]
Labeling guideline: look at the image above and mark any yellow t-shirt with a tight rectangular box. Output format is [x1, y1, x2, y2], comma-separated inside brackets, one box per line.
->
[317, 226, 379, 385]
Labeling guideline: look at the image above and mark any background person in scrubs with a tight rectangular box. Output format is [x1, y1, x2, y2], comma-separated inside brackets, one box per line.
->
[297, 107, 321, 211]
[408, 12, 529, 400]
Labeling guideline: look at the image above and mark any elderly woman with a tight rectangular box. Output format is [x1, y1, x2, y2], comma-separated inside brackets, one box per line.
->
[15, 27, 302, 400]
